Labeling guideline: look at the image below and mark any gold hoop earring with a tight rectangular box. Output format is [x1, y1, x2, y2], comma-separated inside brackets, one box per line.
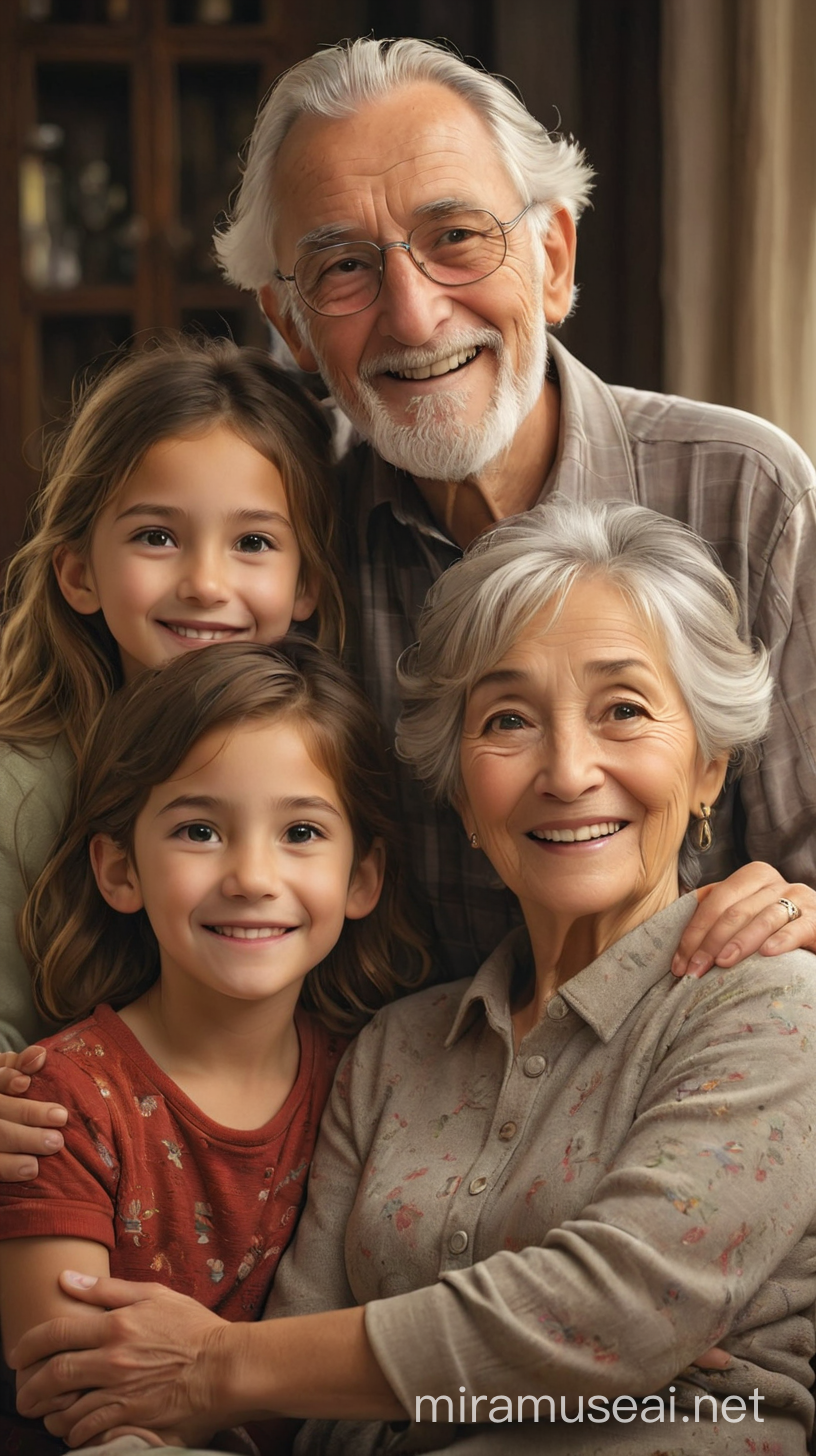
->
[469, 832, 479, 849]
[696, 804, 713, 852]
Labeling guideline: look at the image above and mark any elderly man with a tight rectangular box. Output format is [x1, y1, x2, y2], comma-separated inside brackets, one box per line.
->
[215, 35, 816, 980]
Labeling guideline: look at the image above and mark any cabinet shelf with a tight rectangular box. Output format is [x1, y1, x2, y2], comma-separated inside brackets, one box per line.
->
[1, 1, 363, 562]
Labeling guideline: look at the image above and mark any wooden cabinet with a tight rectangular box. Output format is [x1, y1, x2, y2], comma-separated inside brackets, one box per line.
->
[0, 0, 363, 563]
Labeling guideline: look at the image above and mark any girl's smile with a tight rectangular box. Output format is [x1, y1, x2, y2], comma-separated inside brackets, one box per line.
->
[54, 424, 317, 681]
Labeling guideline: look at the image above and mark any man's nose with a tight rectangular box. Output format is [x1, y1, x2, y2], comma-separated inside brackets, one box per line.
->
[374, 245, 455, 345]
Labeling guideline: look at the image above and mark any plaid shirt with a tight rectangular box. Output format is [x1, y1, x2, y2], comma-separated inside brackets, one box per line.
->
[336, 339, 816, 980]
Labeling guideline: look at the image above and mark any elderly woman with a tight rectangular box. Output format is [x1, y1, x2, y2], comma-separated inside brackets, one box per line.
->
[12, 499, 816, 1455]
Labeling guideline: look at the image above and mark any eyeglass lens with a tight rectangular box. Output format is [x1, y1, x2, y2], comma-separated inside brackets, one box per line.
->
[294, 209, 509, 316]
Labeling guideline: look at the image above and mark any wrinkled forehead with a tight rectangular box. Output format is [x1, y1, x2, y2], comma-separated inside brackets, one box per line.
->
[271, 82, 519, 249]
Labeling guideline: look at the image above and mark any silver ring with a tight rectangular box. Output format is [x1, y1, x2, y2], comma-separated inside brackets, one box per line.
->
[778, 897, 801, 922]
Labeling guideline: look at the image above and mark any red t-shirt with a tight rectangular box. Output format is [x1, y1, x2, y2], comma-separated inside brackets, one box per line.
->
[0, 1002, 346, 1321]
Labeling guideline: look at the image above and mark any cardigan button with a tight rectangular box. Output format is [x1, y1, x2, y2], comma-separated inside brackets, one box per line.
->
[523, 1054, 547, 1077]
[449, 1229, 469, 1254]
[469, 1176, 488, 1195]
[498, 1121, 518, 1141]
[547, 997, 568, 1020]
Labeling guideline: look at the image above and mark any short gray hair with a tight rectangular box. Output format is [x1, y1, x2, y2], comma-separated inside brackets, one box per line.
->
[215, 36, 594, 296]
[396, 498, 773, 885]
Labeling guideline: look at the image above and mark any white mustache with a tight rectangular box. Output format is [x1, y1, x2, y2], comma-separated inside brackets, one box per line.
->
[359, 329, 503, 381]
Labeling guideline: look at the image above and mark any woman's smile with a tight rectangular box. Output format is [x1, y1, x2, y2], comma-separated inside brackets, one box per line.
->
[527, 818, 627, 846]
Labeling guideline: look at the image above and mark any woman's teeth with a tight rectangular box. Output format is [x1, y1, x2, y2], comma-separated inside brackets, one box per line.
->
[531, 821, 624, 843]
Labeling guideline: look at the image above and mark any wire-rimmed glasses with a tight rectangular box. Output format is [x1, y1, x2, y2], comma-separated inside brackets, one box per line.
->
[275, 203, 536, 317]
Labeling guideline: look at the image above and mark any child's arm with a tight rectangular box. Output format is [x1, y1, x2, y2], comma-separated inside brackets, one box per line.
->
[0, 1236, 111, 1362]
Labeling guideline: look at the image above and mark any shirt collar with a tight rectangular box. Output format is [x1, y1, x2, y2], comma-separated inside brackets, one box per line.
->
[343, 338, 639, 544]
[542, 338, 639, 503]
[444, 895, 700, 1049]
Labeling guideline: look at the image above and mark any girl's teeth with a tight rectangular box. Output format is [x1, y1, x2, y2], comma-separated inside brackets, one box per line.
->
[171, 626, 232, 641]
[534, 821, 623, 843]
[211, 926, 286, 939]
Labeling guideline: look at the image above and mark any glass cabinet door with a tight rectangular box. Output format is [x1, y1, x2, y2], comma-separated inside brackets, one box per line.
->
[3, 0, 354, 562]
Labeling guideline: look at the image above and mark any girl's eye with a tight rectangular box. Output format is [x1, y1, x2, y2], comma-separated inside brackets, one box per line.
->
[285, 823, 322, 845]
[235, 534, 273, 554]
[484, 711, 527, 733]
[135, 528, 174, 548]
[176, 823, 220, 844]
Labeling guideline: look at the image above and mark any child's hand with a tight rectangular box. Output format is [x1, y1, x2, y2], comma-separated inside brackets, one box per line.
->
[0, 1046, 67, 1180]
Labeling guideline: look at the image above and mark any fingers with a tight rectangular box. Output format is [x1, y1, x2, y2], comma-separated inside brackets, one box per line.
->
[0, 1046, 47, 1074]
[11, 1312, 116, 1383]
[0, 1044, 66, 1173]
[692, 1346, 732, 1370]
[58, 1271, 174, 1308]
[0, 1086, 67, 1131]
[0, 1090, 67, 1179]
[42, 1392, 131, 1446]
[672, 863, 795, 977]
[691, 884, 816, 974]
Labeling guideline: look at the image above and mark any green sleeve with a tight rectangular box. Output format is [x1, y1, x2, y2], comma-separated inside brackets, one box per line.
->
[0, 738, 74, 1051]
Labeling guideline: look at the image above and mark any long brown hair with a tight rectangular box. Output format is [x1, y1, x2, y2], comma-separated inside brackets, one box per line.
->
[21, 639, 428, 1035]
[0, 336, 345, 758]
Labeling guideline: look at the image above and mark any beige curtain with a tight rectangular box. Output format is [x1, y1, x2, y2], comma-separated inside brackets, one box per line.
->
[662, 0, 816, 462]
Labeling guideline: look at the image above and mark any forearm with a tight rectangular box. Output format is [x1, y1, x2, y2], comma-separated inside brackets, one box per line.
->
[217, 1306, 404, 1426]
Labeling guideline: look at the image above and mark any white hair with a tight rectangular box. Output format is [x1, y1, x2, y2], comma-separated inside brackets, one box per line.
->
[214, 36, 594, 295]
[396, 497, 773, 886]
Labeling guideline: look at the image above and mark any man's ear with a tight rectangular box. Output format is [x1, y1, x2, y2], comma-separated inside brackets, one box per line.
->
[344, 838, 386, 921]
[259, 285, 320, 373]
[542, 207, 578, 325]
[52, 545, 102, 617]
[90, 834, 144, 914]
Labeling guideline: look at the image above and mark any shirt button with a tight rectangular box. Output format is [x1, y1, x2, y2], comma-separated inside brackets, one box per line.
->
[547, 997, 568, 1020]
[523, 1054, 547, 1077]
[498, 1121, 517, 1141]
[469, 1176, 488, 1195]
[449, 1229, 469, 1254]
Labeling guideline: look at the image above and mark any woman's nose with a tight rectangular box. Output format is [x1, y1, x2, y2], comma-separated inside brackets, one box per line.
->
[535, 723, 605, 800]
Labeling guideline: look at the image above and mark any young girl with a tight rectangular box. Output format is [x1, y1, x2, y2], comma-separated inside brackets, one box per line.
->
[0, 335, 345, 1059]
[0, 638, 425, 1453]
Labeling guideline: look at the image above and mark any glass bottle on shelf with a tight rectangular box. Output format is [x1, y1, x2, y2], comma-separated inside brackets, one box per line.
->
[19, 123, 81, 289]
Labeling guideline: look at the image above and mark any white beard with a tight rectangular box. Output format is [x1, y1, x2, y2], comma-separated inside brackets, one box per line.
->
[306, 319, 549, 482]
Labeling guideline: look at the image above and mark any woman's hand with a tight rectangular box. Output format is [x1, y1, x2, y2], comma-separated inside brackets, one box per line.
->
[11, 1272, 232, 1449]
[0, 1046, 67, 1180]
[671, 863, 816, 977]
